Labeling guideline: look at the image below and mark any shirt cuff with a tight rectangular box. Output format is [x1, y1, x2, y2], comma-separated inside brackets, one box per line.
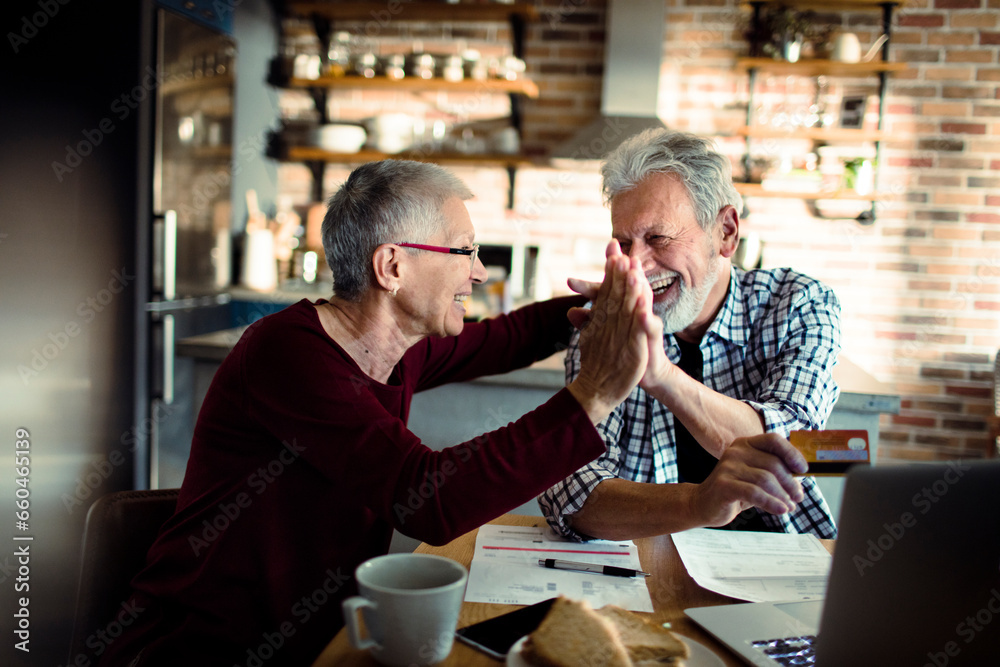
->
[539, 465, 618, 542]
[742, 399, 803, 436]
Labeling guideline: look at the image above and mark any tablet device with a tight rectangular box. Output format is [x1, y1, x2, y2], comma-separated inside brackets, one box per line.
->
[454, 597, 556, 659]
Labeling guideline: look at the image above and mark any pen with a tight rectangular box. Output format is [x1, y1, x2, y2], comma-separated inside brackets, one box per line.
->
[538, 558, 650, 578]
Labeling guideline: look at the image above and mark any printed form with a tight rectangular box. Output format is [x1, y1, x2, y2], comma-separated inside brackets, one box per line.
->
[672, 528, 832, 603]
[464, 525, 654, 612]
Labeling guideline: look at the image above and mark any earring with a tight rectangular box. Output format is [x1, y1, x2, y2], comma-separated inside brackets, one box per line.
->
[390, 287, 399, 297]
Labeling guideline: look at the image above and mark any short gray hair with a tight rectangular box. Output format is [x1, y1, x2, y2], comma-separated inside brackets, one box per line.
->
[601, 129, 742, 231]
[322, 160, 473, 302]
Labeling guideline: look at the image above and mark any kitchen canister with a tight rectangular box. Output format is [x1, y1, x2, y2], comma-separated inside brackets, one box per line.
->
[241, 228, 278, 291]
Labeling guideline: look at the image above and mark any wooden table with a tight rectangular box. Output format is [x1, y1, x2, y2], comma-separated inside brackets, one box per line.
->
[313, 514, 835, 666]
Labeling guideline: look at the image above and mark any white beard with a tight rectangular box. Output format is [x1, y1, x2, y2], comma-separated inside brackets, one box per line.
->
[654, 253, 722, 334]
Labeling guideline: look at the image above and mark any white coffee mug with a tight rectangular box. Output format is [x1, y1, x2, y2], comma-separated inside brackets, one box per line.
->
[342, 554, 468, 667]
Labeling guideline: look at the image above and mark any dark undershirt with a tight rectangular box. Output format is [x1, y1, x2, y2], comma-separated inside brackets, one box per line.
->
[673, 336, 770, 532]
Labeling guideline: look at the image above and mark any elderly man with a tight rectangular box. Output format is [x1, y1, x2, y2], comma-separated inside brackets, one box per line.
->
[540, 129, 840, 541]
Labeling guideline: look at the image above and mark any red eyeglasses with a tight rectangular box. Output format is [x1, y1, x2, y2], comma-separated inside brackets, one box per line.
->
[395, 242, 480, 269]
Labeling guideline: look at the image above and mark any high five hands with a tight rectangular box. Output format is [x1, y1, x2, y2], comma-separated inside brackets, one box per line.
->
[565, 241, 661, 423]
[567, 244, 670, 393]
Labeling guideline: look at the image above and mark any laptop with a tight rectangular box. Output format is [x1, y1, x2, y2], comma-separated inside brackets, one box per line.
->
[686, 460, 1000, 666]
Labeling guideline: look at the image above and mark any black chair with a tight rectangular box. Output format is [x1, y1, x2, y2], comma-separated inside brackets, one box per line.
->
[68, 489, 180, 665]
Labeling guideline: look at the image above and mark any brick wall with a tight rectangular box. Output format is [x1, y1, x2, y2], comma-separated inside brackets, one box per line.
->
[650, 0, 1000, 461]
[275, 0, 1000, 461]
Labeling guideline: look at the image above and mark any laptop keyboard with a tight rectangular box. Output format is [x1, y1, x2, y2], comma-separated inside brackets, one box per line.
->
[751, 635, 817, 666]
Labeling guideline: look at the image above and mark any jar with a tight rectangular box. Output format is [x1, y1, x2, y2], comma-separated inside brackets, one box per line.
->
[293, 53, 321, 80]
[496, 55, 525, 81]
[409, 53, 436, 80]
[462, 49, 488, 81]
[384, 54, 406, 80]
[442, 55, 464, 82]
[352, 52, 378, 79]
[326, 31, 352, 78]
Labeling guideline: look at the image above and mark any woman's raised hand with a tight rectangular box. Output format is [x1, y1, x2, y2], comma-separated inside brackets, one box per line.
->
[567, 241, 657, 425]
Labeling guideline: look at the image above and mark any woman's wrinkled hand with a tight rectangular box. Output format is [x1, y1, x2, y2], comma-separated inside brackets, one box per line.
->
[567, 241, 658, 424]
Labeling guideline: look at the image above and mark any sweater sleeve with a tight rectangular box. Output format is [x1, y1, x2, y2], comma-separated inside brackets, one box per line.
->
[386, 388, 606, 545]
[240, 299, 605, 546]
[538, 325, 626, 541]
[409, 294, 587, 391]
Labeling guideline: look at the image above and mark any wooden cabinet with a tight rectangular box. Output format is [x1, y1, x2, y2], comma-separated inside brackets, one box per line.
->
[267, 1, 540, 205]
[736, 0, 907, 223]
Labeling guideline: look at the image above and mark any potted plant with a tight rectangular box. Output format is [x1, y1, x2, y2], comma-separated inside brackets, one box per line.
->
[745, 5, 817, 62]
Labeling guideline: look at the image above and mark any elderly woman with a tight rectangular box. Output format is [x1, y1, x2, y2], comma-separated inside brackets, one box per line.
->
[102, 160, 656, 666]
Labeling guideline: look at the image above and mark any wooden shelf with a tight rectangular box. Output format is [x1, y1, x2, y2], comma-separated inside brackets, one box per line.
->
[161, 74, 234, 97]
[736, 58, 907, 77]
[274, 1, 538, 207]
[736, 0, 904, 222]
[286, 74, 539, 98]
[190, 145, 233, 160]
[741, 0, 905, 8]
[735, 182, 882, 201]
[736, 126, 889, 142]
[283, 1, 539, 22]
[283, 145, 537, 169]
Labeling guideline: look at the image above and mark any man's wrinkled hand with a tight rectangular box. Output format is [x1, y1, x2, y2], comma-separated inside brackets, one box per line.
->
[689, 433, 808, 528]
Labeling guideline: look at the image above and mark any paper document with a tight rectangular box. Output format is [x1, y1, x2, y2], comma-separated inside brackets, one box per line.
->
[672, 528, 832, 603]
[465, 524, 654, 612]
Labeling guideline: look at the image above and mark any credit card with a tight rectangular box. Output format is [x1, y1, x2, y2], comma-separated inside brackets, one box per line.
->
[789, 430, 870, 476]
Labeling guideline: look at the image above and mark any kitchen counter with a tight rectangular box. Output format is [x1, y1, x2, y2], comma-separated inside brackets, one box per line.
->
[177, 325, 898, 408]
[229, 285, 329, 304]
[215, 291, 899, 409]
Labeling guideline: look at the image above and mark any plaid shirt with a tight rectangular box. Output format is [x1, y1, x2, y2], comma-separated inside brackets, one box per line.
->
[540, 266, 841, 540]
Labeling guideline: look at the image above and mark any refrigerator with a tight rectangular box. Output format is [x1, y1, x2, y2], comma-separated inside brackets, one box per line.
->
[0, 1, 239, 663]
[136, 1, 238, 490]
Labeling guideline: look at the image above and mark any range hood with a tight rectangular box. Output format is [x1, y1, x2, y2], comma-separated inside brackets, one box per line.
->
[551, 0, 668, 160]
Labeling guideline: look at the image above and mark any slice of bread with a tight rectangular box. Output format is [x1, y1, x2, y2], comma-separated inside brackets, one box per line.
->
[596, 605, 690, 664]
[522, 597, 631, 667]
[522, 596, 689, 666]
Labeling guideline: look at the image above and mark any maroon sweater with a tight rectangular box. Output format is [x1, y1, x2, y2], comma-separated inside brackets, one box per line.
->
[101, 296, 603, 666]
